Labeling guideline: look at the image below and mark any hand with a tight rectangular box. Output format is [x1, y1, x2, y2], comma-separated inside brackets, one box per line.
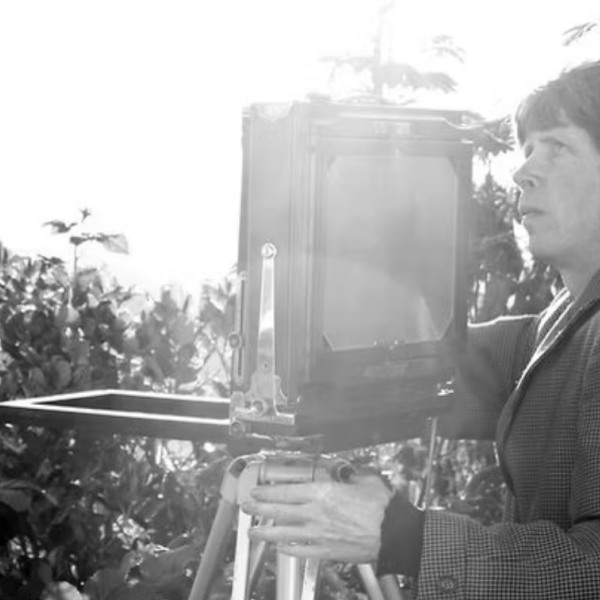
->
[241, 472, 393, 563]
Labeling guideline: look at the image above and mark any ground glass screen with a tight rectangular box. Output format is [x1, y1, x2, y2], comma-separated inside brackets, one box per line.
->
[321, 153, 457, 351]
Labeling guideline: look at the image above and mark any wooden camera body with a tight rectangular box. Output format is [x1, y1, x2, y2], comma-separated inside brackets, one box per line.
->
[0, 100, 473, 451]
[231, 100, 472, 450]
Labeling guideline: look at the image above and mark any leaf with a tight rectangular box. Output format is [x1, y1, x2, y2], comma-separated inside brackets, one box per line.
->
[171, 317, 195, 346]
[100, 234, 129, 255]
[0, 429, 26, 454]
[57, 303, 80, 326]
[41, 581, 83, 600]
[0, 479, 44, 512]
[105, 582, 164, 600]
[36, 457, 54, 479]
[0, 488, 31, 512]
[426, 35, 466, 63]
[563, 21, 599, 46]
[43, 220, 78, 235]
[143, 355, 165, 382]
[70, 339, 90, 365]
[377, 62, 456, 93]
[137, 544, 200, 582]
[37, 254, 67, 268]
[51, 358, 72, 390]
[69, 235, 87, 247]
[83, 567, 126, 600]
[28, 366, 48, 393]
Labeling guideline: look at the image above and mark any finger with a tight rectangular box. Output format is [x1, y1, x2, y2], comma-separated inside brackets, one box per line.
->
[241, 500, 309, 524]
[250, 483, 321, 503]
[249, 525, 312, 544]
[276, 542, 326, 560]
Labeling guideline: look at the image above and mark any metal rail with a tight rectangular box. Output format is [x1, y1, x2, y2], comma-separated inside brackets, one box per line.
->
[0, 389, 230, 442]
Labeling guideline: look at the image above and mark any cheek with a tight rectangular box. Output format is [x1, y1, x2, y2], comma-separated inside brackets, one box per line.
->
[563, 173, 600, 232]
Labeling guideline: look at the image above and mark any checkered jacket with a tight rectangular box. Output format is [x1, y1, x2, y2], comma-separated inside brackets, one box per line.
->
[416, 269, 600, 599]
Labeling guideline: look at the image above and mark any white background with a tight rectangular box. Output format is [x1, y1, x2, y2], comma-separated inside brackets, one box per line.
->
[1, 1, 598, 296]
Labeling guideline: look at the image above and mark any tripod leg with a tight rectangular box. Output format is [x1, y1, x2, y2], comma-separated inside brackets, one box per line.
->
[300, 559, 321, 600]
[379, 574, 410, 600]
[231, 461, 263, 600]
[187, 497, 238, 600]
[188, 457, 250, 600]
[357, 564, 387, 600]
[231, 510, 254, 600]
[277, 553, 303, 600]
[357, 565, 410, 600]
[247, 518, 271, 594]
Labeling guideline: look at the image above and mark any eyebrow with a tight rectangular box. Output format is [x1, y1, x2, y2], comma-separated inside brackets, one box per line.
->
[527, 129, 571, 147]
[521, 130, 568, 157]
[539, 127, 571, 138]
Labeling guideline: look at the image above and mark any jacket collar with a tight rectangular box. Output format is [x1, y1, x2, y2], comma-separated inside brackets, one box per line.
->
[530, 264, 600, 354]
[497, 266, 600, 487]
[522, 265, 600, 373]
[571, 265, 600, 314]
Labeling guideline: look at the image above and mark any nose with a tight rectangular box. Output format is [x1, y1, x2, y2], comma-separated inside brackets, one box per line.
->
[513, 159, 538, 191]
[513, 151, 544, 191]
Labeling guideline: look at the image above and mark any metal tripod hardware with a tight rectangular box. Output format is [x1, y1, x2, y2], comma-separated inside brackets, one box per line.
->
[187, 452, 406, 600]
[230, 243, 296, 440]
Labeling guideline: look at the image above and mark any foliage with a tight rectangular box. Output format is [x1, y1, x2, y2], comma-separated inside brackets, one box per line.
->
[320, 0, 464, 103]
[0, 245, 237, 599]
[0, 424, 230, 600]
[322, 55, 459, 101]
[563, 19, 600, 46]
[43, 209, 129, 278]
[0, 254, 234, 401]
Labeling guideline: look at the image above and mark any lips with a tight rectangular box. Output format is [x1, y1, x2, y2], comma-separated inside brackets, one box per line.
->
[520, 207, 545, 231]
[518, 203, 543, 219]
[520, 207, 542, 217]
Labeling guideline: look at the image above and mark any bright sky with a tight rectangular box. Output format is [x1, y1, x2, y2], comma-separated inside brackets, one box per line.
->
[1, 1, 599, 296]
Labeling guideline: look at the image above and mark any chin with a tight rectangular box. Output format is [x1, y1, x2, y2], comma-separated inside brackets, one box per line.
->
[526, 240, 554, 263]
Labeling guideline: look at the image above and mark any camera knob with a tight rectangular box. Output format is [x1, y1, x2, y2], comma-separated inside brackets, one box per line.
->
[228, 332, 243, 349]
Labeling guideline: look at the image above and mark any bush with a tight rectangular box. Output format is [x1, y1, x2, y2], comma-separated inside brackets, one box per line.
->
[0, 254, 235, 599]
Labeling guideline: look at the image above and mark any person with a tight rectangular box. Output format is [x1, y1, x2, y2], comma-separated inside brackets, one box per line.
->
[241, 60, 600, 598]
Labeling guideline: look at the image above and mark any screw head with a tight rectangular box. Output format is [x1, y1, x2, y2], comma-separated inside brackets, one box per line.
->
[262, 243, 277, 259]
[230, 420, 246, 438]
[228, 332, 242, 349]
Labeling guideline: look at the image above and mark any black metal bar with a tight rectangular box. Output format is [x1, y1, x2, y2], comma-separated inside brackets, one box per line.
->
[0, 389, 230, 442]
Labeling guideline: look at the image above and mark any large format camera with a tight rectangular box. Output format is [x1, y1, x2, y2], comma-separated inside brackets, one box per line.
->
[0, 100, 472, 453]
[230, 99, 472, 451]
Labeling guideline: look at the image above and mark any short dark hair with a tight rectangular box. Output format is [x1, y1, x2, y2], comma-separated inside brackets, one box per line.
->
[515, 61, 600, 151]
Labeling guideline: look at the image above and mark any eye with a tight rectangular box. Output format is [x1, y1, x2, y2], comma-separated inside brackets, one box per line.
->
[549, 138, 568, 154]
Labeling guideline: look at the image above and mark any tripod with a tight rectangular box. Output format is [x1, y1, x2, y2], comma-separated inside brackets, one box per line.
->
[187, 451, 409, 600]
[186, 244, 439, 599]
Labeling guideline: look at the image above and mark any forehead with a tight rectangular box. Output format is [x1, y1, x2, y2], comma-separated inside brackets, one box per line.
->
[518, 102, 570, 139]
[516, 89, 567, 144]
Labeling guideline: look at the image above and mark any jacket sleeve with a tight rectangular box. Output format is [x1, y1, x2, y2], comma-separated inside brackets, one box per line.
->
[440, 314, 537, 440]
[416, 511, 600, 598]
[415, 347, 600, 599]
